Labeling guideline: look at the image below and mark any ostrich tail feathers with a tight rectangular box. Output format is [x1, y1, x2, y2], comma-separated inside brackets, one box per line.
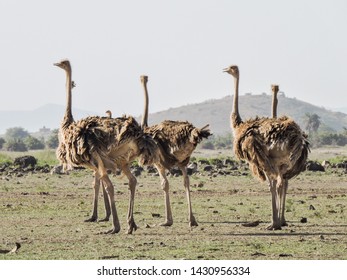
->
[191, 124, 212, 144]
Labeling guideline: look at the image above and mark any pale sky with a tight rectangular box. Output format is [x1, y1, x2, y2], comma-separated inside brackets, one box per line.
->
[0, 0, 346, 117]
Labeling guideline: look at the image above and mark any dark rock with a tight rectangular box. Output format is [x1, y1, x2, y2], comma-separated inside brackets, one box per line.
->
[198, 159, 210, 165]
[306, 161, 325, 172]
[132, 166, 143, 177]
[146, 166, 157, 173]
[203, 165, 213, 172]
[170, 167, 182, 176]
[14, 156, 37, 168]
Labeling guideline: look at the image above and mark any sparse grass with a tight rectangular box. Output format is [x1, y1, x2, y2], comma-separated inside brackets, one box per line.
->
[0, 147, 347, 260]
[33, 150, 59, 166]
[0, 166, 346, 260]
[0, 153, 12, 165]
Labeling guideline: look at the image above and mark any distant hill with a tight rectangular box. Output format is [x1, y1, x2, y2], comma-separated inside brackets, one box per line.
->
[1, 95, 346, 136]
[0, 104, 97, 135]
[147, 94, 347, 135]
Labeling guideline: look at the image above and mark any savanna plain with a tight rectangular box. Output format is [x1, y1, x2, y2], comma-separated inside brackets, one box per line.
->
[0, 147, 346, 260]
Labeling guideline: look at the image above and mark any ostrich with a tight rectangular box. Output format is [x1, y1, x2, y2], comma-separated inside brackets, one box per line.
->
[105, 110, 112, 118]
[139, 75, 212, 227]
[270, 84, 309, 226]
[223, 65, 309, 230]
[54, 59, 158, 234]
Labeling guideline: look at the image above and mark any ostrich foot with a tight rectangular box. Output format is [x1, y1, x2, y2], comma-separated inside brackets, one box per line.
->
[104, 226, 121, 234]
[127, 221, 138, 234]
[84, 216, 97, 222]
[98, 217, 110, 222]
[160, 220, 173, 227]
[281, 221, 288, 227]
[189, 216, 198, 227]
[266, 223, 282, 230]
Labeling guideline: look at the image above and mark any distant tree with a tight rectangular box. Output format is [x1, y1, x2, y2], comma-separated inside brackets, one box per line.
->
[200, 140, 215, 150]
[46, 129, 59, 149]
[0, 138, 5, 149]
[304, 113, 321, 134]
[5, 127, 30, 140]
[4, 139, 28, 152]
[24, 135, 45, 150]
[199, 133, 233, 150]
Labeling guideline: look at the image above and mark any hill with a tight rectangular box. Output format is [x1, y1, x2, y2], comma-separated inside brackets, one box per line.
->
[147, 94, 347, 135]
[1, 95, 346, 136]
[0, 104, 97, 135]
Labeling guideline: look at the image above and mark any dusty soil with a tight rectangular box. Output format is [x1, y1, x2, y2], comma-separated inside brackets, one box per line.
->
[1, 155, 346, 260]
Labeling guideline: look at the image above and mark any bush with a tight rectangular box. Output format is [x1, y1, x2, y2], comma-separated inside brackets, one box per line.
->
[309, 132, 347, 148]
[46, 129, 59, 149]
[5, 127, 29, 140]
[24, 136, 45, 150]
[200, 141, 215, 150]
[4, 139, 28, 152]
[0, 138, 5, 149]
[199, 133, 233, 150]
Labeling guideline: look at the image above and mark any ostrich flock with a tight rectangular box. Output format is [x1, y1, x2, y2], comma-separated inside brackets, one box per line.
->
[54, 59, 309, 234]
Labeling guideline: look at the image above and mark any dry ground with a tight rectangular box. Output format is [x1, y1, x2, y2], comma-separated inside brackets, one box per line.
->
[1, 153, 346, 260]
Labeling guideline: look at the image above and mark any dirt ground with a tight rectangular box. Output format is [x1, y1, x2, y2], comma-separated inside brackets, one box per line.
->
[1, 153, 346, 260]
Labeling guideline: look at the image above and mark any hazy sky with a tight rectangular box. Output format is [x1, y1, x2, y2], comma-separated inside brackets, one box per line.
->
[1, 0, 346, 118]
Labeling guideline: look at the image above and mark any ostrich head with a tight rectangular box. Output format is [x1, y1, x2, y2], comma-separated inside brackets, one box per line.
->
[140, 75, 148, 83]
[105, 110, 112, 118]
[271, 84, 279, 94]
[223, 65, 239, 78]
[54, 59, 71, 71]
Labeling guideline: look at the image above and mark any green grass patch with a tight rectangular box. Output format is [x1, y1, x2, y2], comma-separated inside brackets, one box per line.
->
[0, 149, 59, 166]
[0, 153, 12, 164]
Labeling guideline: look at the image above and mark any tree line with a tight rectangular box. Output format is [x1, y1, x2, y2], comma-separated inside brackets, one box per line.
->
[0, 127, 59, 152]
[1, 113, 347, 152]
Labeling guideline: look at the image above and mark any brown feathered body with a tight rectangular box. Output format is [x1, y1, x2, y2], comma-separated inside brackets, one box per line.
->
[141, 119, 211, 227]
[57, 115, 157, 171]
[143, 120, 211, 169]
[232, 114, 309, 182]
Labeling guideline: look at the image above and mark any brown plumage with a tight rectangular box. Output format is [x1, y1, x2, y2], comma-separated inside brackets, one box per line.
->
[139, 75, 212, 227]
[54, 59, 158, 234]
[224, 65, 309, 230]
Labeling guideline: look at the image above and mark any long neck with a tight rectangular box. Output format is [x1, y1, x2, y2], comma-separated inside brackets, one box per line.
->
[141, 79, 149, 129]
[63, 67, 73, 127]
[231, 75, 242, 127]
[272, 91, 278, 118]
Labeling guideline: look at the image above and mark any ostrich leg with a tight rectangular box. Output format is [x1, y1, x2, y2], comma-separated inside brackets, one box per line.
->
[84, 172, 101, 222]
[267, 179, 282, 230]
[102, 176, 121, 234]
[280, 179, 289, 226]
[94, 153, 120, 234]
[99, 181, 111, 222]
[180, 166, 198, 227]
[121, 166, 138, 234]
[157, 165, 173, 226]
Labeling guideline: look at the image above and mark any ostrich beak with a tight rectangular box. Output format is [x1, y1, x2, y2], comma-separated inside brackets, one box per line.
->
[223, 68, 229, 72]
[54, 62, 60, 67]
